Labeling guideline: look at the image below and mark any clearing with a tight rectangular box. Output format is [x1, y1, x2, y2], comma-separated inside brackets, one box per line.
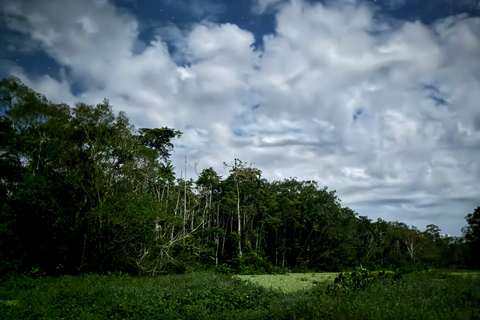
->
[236, 272, 339, 293]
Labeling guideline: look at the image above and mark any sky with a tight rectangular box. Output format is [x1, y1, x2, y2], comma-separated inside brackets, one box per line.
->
[1, 0, 480, 236]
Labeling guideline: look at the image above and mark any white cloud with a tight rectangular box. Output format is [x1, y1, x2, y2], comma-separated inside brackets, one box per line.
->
[1, 0, 480, 235]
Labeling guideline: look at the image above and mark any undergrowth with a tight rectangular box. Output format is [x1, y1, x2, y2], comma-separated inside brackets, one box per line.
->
[0, 270, 479, 319]
[313, 269, 480, 319]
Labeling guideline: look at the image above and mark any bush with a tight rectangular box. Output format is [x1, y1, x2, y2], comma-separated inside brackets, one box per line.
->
[214, 252, 285, 275]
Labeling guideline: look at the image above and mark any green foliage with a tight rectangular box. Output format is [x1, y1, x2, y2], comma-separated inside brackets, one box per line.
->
[316, 271, 480, 320]
[0, 273, 277, 319]
[138, 127, 182, 162]
[463, 206, 480, 268]
[1, 271, 479, 319]
[215, 253, 284, 275]
[328, 267, 381, 293]
[326, 265, 429, 296]
[464, 207, 480, 243]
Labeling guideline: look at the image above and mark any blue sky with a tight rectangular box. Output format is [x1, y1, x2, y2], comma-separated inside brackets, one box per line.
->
[1, 0, 480, 236]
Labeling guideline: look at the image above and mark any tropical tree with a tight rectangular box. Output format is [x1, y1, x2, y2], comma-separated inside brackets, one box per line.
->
[0, 77, 182, 274]
[463, 206, 480, 268]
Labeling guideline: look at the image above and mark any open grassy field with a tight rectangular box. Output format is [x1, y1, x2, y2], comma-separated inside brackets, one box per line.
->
[1, 270, 479, 319]
[237, 272, 339, 293]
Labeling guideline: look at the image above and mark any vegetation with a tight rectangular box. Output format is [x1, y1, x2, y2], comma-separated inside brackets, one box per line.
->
[237, 272, 338, 293]
[463, 206, 480, 268]
[1, 76, 479, 317]
[1, 271, 479, 319]
[237, 273, 339, 293]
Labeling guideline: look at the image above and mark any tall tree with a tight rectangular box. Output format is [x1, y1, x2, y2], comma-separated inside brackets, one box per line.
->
[0, 77, 183, 275]
[463, 206, 480, 268]
[223, 159, 261, 258]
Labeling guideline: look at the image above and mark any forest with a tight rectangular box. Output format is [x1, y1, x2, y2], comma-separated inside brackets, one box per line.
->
[1, 76, 479, 277]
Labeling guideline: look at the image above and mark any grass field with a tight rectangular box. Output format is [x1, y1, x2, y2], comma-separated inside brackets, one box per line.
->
[0, 270, 479, 319]
[237, 272, 339, 293]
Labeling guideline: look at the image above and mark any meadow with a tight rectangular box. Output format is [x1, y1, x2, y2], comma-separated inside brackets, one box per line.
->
[236, 272, 339, 293]
[1, 270, 479, 319]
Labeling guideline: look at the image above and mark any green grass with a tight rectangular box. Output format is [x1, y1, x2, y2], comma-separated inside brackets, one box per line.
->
[0, 270, 479, 319]
[237, 272, 339, 293]
[446, 271, 480, 277]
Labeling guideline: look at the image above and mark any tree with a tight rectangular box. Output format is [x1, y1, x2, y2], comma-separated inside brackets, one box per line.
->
[0, 77, 84, 273]
[423, 224, 442, 266]
[426, 224, 441, 243]
[463, 206, 480, 268]
[0, 77, 183, 275]
[138, 127, 182, 163]
[223, 159, 261, 259]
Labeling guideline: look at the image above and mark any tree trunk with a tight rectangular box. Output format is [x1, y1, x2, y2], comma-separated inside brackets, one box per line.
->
[236, 181, 242, 258]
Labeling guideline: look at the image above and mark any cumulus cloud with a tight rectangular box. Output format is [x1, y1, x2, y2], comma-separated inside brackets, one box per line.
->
[1, 0, 479, 235]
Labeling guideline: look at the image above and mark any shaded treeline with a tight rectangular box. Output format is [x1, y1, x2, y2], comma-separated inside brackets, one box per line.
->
[0, 77, 477, 275]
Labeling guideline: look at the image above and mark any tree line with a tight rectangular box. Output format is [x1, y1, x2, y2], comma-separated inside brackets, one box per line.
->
[0, 77, 478, 276]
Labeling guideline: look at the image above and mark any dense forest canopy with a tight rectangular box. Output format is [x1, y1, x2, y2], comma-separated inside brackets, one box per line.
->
[0, 77, 478, 276]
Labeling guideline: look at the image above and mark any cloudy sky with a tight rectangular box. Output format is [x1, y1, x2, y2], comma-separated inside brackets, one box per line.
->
[1, 0, 480, 235]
